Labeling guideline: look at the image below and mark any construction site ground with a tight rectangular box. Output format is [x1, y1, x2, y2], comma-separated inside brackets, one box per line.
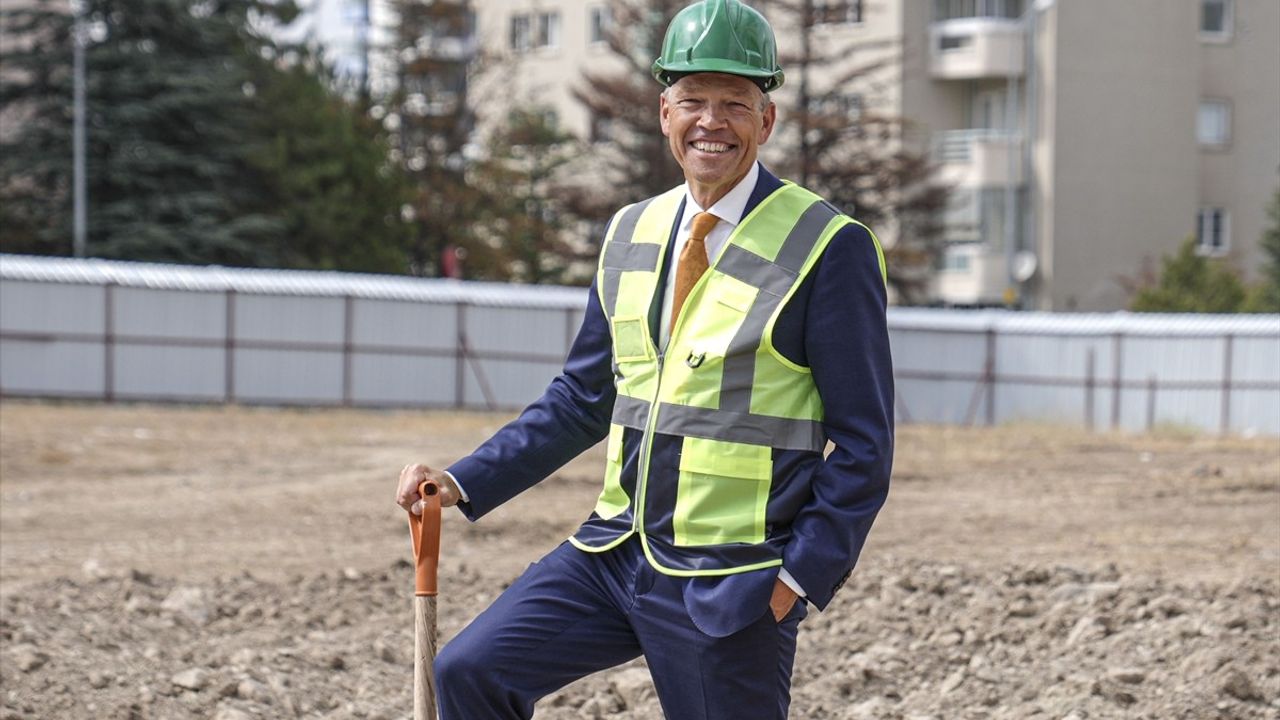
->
[1, 401, 1277, 719]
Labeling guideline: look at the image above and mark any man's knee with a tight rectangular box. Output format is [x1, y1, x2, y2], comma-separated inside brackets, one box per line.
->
[435, 636, 492, 691]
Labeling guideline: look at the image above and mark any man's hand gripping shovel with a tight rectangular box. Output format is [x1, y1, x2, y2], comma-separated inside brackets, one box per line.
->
[407, 480, 441, 720]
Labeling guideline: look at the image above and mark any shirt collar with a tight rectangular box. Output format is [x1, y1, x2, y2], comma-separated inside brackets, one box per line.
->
[680, 162, 760, 231]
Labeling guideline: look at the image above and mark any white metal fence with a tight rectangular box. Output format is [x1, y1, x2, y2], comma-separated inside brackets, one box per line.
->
[2, 255, 1277, 435]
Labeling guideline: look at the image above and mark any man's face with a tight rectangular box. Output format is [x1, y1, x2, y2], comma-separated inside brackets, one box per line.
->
[660, 73, 776, 201]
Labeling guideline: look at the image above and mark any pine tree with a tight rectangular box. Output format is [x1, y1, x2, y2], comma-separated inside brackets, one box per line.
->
[244, 56, 413, 273]
[1243, 187, 1280, 312]
[1, 1, 82, 255]
[0, 0, 292, 264]
[1131, 238, 1247, 313]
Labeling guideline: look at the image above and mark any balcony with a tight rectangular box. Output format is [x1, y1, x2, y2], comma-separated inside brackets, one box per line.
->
[929, 18, 1024, 79]
[933, 129, 1023, 187]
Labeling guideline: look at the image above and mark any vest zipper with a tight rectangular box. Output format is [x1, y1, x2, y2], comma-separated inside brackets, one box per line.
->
[634, 260, 710, 535]
[632, 350, 664, 533]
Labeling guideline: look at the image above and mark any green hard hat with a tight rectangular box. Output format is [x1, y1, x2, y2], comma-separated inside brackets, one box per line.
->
[652, 0, 785, 93]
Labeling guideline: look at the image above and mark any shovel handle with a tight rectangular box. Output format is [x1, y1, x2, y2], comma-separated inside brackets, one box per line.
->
[414, 594, 438, 720]
[408, 479, 442, 597]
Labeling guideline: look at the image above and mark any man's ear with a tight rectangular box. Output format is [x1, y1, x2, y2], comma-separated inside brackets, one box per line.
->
[758, 102, 777, 145]
[659, 92, 671, 137]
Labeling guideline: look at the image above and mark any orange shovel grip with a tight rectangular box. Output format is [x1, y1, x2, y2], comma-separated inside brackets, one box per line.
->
[407, 479, 442, 597]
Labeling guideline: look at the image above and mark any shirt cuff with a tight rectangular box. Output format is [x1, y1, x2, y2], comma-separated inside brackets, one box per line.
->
[777, 567, 807, 597]
[443, 470, 470, 504]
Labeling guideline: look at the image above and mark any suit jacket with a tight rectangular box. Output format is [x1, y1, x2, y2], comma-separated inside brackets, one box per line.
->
[449, 165, 894, 636]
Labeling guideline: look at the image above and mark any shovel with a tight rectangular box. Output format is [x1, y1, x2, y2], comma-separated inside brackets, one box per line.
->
[407, 479, 442, 720]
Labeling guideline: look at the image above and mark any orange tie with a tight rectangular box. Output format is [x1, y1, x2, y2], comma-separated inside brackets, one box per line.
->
[670, 211, 719, 331]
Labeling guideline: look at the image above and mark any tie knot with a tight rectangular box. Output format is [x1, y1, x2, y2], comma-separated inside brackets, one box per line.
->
[689, 212, 720, 242]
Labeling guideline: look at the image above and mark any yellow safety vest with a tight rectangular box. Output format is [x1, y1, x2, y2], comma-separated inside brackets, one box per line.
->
[569, 181, 885, 577]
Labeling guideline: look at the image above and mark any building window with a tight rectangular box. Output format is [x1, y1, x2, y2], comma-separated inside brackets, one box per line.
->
[511, 11, 559, 52]
[938, 246, 973, 272]
[1197, 99, 1230, 147]
[943, 188, 1024, 249]
[535, 11, 560, 49]
[510, 14, 531, 52]
[806, 93, 863, 121]
[589, 5, 611, 44]
[934, 0, 1022, 21]
[1197, 208, 1230, 255]
[813, 0, 863, 25]
[1200, 0, 1232, 39]
[944, 191, 980, 244]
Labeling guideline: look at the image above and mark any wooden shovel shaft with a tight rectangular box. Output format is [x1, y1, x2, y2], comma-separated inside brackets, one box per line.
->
[414, 595, 438, 720]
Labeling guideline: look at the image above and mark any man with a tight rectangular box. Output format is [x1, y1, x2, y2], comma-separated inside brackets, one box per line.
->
[394, 1, 893, 717]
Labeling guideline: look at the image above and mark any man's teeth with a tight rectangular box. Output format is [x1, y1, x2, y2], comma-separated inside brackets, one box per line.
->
[692, 141, 731, 153]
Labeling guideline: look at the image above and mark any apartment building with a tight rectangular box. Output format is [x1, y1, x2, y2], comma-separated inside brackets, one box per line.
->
[301, 0, 1279, 310]
[908, 0, 1279, 310]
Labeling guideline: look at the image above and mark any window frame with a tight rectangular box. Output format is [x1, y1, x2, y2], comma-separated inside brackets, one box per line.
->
[813, 0, 864, 26]
[1196, 98, 1231, 148]
[934, 0, 1022, 21]
[1199, 0, 1233, 42]
[939, 245, 974, 273]
[510, 13, 531, 53]
[589, 5, 611, 45]
[535, 10, 561, 50]
[1196, 207, 1231, 256]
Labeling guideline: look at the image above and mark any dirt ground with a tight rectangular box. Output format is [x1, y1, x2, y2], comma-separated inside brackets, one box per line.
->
[1, 401, 1277, 719]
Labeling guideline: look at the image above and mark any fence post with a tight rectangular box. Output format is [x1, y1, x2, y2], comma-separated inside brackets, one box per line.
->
[225, 290, 236, 403]
[454, 302, 466, 409]
[895, 389, 914, 425]
[1084, 348, 1095, 431]
[1110, 332, 1124, 431]
[1146, 375, 1157, 432]
[564, 307, 576, 357]
[342, 295, 354, 407]
[103, 282, 115, 402]
[1220, 334, 1234, 434]
[985, 328, 997, 427]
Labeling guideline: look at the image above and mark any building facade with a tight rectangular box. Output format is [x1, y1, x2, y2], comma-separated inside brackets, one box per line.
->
[908, 0, 1278, 311]
[297, 0, 1279, 311]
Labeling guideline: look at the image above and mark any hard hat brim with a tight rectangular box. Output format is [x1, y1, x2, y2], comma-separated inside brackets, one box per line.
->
[652, 58, 785, 92]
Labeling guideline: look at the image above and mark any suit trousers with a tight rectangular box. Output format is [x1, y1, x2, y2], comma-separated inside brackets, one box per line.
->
[434, 536, 806, 719]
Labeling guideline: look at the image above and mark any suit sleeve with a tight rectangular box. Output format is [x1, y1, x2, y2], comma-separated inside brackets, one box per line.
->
[446, 279, 616, 520]
[781, 222, 894, 610]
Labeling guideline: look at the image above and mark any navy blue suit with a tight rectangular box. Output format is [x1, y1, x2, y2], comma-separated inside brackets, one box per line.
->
[439, 166, 894, 719]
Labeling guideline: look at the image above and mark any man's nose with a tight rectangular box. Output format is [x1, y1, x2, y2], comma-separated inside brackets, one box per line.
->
[696, 105, 728, 130]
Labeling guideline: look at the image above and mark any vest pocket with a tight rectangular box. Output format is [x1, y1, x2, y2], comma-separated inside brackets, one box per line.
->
[593, 423, 630, 520]
[611, 315, 653, 363]
[673, 436, 772, 546]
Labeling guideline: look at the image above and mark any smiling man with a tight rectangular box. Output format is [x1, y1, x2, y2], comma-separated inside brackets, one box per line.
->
[394, 1, 894, 717]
